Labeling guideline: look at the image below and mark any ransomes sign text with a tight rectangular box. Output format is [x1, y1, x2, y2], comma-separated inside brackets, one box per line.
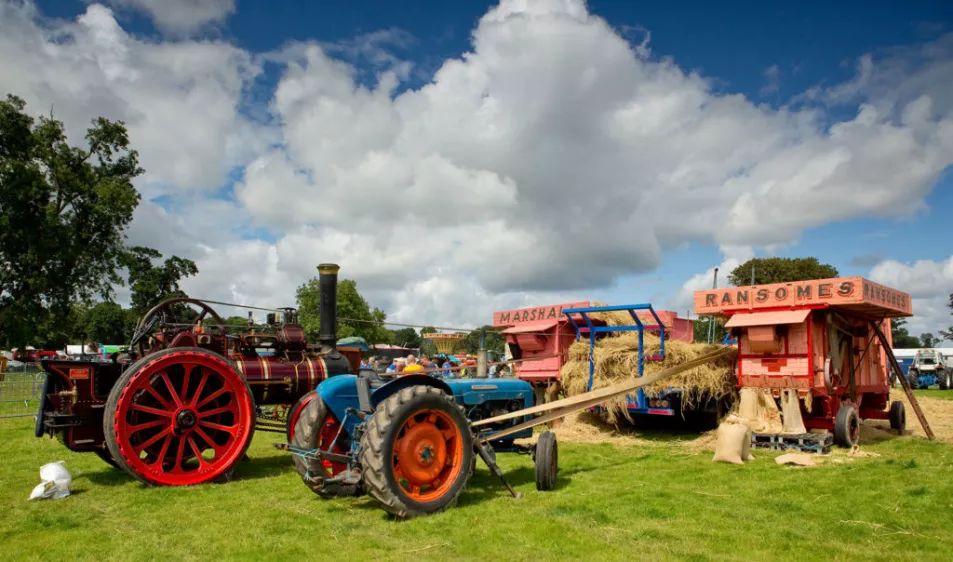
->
[693, 277, 912, 316]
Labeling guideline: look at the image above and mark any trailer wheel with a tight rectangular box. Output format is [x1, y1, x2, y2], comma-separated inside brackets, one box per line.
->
[534, 430, 558, 491]
[359, 386, 474, 519]
[889, 401, 906, 433]
[290, 394, 359, 498]
[834, 404, 861, 448]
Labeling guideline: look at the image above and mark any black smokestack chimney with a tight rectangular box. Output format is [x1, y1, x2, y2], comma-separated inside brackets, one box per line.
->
[317, 263, 340, 355]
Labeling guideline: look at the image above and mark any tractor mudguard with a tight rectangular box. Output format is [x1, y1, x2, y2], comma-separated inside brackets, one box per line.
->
[316, 375, 363, 434]
[370, 375, 453, 409]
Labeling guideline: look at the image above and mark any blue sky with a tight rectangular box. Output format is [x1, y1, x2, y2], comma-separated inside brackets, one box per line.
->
[12, 0, 953, 334]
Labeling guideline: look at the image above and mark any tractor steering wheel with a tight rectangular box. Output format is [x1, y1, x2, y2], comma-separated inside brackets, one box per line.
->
[129, 297, 227, 356]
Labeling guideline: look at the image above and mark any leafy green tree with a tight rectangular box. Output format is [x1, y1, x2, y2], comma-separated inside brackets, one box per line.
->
[728, 257, 838, 287]
[0, 94, 142, 347]
[83, 301, 136, 344]
[120, 246, 198, 315]
[694, 315, 727, 344]
[919, 332, 939, 348]
[391, 327, 421, 348]
[296, 277, 389, 344]
[891, 318, 922, 348]
[463, 325, 506, 354]
[940, 294, 953, 342]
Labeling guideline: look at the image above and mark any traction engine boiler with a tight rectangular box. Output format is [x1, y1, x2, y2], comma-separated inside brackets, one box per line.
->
[35, 264, 359, 486]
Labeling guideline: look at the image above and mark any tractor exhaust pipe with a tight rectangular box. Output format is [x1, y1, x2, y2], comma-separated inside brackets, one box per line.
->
[317, 263, 340, 355]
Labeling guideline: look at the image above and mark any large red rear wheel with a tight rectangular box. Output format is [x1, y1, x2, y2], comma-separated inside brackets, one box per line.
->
[359, 386, 473, 519]
[104, 347, 255, 486]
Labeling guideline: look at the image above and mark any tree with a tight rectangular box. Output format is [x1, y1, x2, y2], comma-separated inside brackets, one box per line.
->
[891, 318, 921, 348]
[693, 315, 727, 344]
[920, 332, 939, 349]
[0, 94, 142, 347]
[120, 246, 198, 315]
[82, 302, 136, 344]
[728, 257, 839, 287]
[940, 294, 953, 342]
[295, 277, 390, 344]
[391, 327, 421, 349]
[463, 325, 506, 354]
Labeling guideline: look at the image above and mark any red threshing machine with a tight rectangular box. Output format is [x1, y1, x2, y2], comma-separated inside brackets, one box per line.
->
[694, 276, 916, 448]
[492, 301, 694, 404]
[34, 264, 361, 485]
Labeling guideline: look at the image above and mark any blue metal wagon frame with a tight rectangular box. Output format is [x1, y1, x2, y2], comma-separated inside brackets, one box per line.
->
[562, 303, 676, 415]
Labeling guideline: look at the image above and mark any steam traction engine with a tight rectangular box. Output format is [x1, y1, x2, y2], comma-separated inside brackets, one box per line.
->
[35, 264, 360, 486]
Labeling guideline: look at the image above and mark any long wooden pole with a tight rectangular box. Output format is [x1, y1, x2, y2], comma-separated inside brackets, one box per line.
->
[870, 321, 934, 440]
[473, 347, 736, 439]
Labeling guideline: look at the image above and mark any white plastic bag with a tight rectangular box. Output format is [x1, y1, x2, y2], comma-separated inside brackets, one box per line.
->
[28, 461, 72, 500]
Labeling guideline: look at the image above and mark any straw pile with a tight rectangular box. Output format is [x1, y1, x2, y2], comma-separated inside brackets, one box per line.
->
[559, 306, 738, 424]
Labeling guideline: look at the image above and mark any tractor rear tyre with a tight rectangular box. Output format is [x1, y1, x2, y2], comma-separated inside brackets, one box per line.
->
[103, 347, 256, 486]
[290, 394, 360, 499]
[889, 401, 906, 432]
[287, 390, 318, 443]
[834, 404, 861, 448]
[534, 430, 558, 491]
[359, 386, 474, 519]
[939, 370, 951, 391]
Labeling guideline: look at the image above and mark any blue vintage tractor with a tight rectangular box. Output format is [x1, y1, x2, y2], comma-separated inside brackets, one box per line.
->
[285, 369, 559, 519]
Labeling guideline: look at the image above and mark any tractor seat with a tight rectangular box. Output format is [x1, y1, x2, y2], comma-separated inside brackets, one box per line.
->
[357, 368, 391, 389]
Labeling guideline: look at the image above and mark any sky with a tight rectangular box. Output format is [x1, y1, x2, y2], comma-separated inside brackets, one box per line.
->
[2, 0, 953, 337]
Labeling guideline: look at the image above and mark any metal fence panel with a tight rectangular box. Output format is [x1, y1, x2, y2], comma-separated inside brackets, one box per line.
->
[0, 370, 45, 419]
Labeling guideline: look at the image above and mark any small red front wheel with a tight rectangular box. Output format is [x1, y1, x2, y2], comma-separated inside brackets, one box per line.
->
[103, 347, 255, 486]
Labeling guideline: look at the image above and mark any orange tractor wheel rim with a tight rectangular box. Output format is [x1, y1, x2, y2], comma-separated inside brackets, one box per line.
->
[392, 409, 463, 502]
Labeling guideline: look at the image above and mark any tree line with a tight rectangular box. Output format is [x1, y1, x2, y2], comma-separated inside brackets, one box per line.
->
[0, 93, 503, 353]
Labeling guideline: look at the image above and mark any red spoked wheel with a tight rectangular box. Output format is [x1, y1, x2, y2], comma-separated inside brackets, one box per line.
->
[104, 347, 255, 486]
[291, 395, 358, 498]
[359, 386, 474, 519]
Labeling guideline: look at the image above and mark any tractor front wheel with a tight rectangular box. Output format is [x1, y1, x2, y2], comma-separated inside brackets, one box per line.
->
[359, 386, 474, 519]
[290, 394, 359, 498]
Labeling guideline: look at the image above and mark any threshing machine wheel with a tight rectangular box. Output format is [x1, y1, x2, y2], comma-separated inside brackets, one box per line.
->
[939, 370, 951, 391]
[534, 430, 558, 491]
[103, 347, 256, 486]
[833, 404, 861, 448]
[889, 401, 906, 433]
[289, 394, 360, 498]
[359, 386, 474, 519]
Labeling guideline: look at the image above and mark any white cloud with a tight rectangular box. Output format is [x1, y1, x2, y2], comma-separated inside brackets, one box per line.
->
[869, 256, 953, 337]
[671, 246, 755, 313]
[105, 0, 235, 36]
[0, 2, 272, 195]
[4, 0, 953, 331]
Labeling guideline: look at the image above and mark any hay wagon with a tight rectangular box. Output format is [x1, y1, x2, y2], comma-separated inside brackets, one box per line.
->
[560, 303, 729, 425]
[694, 277, 913, 448]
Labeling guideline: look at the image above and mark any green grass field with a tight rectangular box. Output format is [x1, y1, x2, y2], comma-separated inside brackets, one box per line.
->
[2, 413, 953, 562]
